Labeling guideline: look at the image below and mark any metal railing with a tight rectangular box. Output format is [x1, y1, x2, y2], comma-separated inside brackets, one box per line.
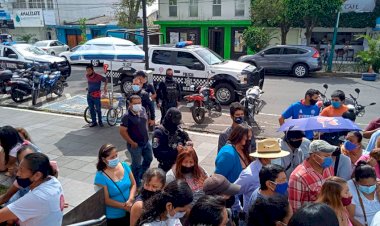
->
[65, 215, 107, 226]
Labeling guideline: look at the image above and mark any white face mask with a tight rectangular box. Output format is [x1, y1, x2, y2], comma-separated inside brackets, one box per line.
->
[132, 104, 142, 112]
[167, 210, 186, 220]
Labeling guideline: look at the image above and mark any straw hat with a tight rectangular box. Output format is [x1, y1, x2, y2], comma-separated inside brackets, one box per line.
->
[250, 138, 290, 158]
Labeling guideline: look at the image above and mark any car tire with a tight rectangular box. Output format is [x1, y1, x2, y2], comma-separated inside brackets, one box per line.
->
[51, 51, 55, 56]
[120, 77, 133, 94]
[214, 83, 235, 105]
[293, 64, 309, 78]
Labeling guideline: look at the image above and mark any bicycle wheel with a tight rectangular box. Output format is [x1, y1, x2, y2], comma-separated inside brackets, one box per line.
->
[117, 106, 124, 119]
[84, 107, 92, 123]
[107, 109, 118, 126]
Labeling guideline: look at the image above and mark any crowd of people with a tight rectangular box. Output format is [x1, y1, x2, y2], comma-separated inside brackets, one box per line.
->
[0, 69, 379, 226]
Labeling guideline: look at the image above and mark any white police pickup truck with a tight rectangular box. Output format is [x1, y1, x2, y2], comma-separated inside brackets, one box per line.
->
[103, 42, 264, 105]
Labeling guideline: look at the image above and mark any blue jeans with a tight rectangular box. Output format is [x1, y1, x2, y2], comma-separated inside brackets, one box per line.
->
[87, 95, 102, 124]
[126, 142, 153, 186]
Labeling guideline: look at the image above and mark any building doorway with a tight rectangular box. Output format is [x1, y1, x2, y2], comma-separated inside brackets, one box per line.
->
[209, 27, 224, 57]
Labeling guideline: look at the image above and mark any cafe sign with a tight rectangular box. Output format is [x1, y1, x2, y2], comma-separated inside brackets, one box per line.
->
[342, 0, 376, 13]
[13, 9, 44, 27]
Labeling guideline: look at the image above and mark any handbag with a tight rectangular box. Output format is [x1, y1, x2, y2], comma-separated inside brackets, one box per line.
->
[353, 180, 369, 226]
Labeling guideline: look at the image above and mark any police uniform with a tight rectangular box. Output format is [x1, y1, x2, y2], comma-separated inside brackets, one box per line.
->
[156, 77, 181, 122]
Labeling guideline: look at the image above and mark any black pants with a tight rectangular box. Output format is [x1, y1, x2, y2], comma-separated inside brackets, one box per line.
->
[107, 213, 130, 226]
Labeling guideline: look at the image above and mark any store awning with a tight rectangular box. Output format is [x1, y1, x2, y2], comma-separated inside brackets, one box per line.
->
[342, 0, 376, 13]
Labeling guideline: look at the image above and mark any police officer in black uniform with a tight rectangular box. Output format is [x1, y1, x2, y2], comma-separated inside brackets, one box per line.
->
[156, 68, 181, 123]
[152, 107, 192, 172]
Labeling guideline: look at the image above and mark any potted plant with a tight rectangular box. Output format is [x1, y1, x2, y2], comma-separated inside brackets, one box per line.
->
[356, 35, 380, 81]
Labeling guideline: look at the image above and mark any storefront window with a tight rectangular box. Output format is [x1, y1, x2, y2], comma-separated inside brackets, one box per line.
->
[167, 28, 200, 45]
[233, 30, 245, 53]
[47, 0, 54, 9]
[311, 32, 366, 45]
[12, 0, 27, 8]
[29, 0, 45, 9]
[235, 0, 245, 16]
[213, 0, 221, 17]
[189, 0, 198, 17]
[169, 0, 177, 17]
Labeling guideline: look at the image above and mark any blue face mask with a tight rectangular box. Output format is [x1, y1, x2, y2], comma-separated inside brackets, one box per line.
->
[358, 184, 376, 194]
[316, 154, 333, 169]
[107, 156, 119, 168]
[331, 101, 341, 108]
[272, 181, 288, 195]
[132, 84, 141, 92]
[344, 140, 357, 151]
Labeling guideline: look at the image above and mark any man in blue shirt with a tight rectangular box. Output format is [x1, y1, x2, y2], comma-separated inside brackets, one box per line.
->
[279, 89, 320, 140]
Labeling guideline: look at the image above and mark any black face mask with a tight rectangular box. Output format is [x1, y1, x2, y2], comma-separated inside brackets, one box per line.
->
[166, 74, 173, 80]
[309, 99, 318, 105]
[181, 166, 194, 174]
[16, 176, 32, 188]
[234, 116, 244, 124]
[288, 139, 303, 149]
[141, 188, 159, 201]
[225, 195, 236, 208]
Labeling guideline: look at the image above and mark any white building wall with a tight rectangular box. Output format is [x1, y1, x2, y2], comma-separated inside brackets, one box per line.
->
[158, 0, 251, 21]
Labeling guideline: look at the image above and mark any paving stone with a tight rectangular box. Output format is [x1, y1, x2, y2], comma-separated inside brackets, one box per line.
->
[63, 159, 90, 170]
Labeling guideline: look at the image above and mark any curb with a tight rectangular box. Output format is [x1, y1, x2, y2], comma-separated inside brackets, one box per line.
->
[314, 72, 362, 78]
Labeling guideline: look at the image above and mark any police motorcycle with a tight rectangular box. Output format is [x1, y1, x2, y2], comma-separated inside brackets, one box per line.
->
[7, 67, 36, 103]
[318, 84, 375, 117]
[0, 69, 14, 94]
[31, 63, 66, 105]
[237, 86, 266, 128]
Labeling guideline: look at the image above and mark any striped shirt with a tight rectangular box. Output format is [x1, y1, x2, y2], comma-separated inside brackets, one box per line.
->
[288, 159, 334, 211]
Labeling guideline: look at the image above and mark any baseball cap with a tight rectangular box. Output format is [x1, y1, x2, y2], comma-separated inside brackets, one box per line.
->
[309, 140, 337, 154]
[203, 174, 240, 196]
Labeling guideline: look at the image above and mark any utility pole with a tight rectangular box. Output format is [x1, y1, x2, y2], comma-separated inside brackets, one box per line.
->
[142, 0, 149, 70]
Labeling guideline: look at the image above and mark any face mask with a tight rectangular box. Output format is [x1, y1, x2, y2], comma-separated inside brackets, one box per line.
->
[132, 104, 142, 112]
[358, 184, 376, 194]
[331, 101, 341, 108]
[341, 196, 353, 206]
[309, 99, 318, 105]
[272, 181, 289, 195]
[315, 154, 333, 169]
[343, 140, 357, 151]
[167, 210, 186, 219]
[288, 139, 302, 149]
[234, 116, 244, 124]
[16, 176, 32, 188]
[141, 188, 159, 201]
[107, 156, 119, 168]
[132, 84, 141, 92]
[181, 166, 194, 174]
[225, 195, 236, 208]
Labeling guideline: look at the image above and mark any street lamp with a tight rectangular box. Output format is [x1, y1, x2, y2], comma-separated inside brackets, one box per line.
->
[142, 0, 149, 70]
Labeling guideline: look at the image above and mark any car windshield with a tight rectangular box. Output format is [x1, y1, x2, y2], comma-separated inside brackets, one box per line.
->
[14, 45, 47, 56]
[34, 41, 50, 47]
[71, 45, 81, 52]
[194, 48, 224, 65]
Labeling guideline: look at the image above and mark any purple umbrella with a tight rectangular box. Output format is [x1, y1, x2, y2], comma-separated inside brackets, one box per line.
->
[278, 116, 361, 133]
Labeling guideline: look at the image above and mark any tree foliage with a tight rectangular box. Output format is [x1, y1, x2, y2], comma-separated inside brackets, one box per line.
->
[243, 27, 276, 52]
[19, 34, 35, 43]
[117, 0, 155, 28]
[79, 18, 87, 44]
[251, 0, 290, 44]
[356, 35, 380, 72]
[284, 0, 344, 45]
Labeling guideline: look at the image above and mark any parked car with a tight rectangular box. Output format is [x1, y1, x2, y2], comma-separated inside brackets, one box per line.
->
[59, 45, 103, 67]
[0, 44, 71, 79]
[34, 40, 69, 56]
[238, 45, 322, 77]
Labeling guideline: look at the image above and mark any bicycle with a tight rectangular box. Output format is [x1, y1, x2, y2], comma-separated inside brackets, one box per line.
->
[84, 92, 124, 126]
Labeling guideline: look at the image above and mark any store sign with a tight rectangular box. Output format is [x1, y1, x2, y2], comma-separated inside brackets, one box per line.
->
[0, 20, 15, 29]
[342, 0, 376, 13]
[13, 9, 44, 27]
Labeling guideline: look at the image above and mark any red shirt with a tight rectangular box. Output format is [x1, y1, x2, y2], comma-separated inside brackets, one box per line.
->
[288, 160, 334, 212]
[365, 117, 380, 131]
[86, 73, 106, 94]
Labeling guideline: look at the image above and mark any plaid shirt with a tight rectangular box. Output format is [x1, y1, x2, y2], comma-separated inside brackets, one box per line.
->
[288, 160, 334, 211]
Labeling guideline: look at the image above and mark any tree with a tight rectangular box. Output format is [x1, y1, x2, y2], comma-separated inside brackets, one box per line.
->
[19, 34, 35, 43]
[285, 0, 343, 45]
[243, 27, 276, 53]
[251, 0, 291, 44]
[116, 0, 155, 28]
[356, 35, 380, 73]
[79, 18, 87, 44]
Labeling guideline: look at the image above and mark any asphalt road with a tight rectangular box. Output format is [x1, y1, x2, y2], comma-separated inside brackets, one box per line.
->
[68, 64, 380, 127]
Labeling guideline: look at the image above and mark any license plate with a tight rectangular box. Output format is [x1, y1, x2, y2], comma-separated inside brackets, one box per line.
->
[186, 102, 194, 108]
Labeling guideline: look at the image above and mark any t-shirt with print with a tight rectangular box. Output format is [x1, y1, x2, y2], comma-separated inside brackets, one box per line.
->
[142, 218, 182, 226]
[86, 73, 106, 94]
[282, 100, 320, 139]
[94, 162, 132, 219]
[7, 176, 64, 226]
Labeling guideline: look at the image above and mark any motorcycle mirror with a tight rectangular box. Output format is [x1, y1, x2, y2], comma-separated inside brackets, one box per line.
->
[369, 102, 376, 106]
[323, 84, 328, 89]
[355, 88, 360, 94]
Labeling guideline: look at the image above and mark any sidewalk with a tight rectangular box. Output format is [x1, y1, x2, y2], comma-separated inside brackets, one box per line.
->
[0, 106, 219, 184]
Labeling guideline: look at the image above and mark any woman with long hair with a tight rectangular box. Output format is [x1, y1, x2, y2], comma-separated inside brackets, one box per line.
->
[130, 168, 166, 226]
[166, 146, 208, 203]
[94, 143, 137, 226]
[215, 124, 253, 183]
[138, 180, 193, 226]
[316, 176, 353, 226]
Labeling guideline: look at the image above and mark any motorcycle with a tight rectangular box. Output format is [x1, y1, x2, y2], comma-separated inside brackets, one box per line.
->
[0, 70, 13, 94]
[318, 84, 375, 117]
[184, 80, 222, 124]
[31, 71, 66, 105]
[238, 86, 266, 128]
[7, 69, 35, 103]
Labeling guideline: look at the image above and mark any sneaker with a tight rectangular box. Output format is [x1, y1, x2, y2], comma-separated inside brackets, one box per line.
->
[99, 122, 104, 127]
[89, 123, 98, 127]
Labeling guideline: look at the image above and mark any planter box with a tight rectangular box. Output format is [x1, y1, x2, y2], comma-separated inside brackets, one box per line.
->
[361, 73, 378, 81]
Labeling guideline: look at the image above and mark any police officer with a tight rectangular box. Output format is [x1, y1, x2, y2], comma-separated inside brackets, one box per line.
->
[156, 68, 181, 123]
[126, 77, 155, 127]
[152, 107, 192, 172]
